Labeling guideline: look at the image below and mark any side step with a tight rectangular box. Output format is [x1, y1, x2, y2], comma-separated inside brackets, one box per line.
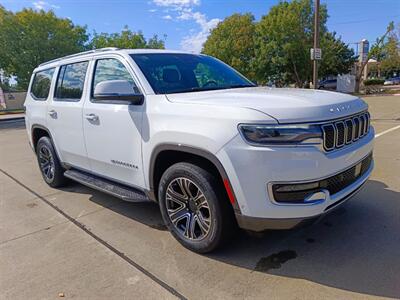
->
[64, 169, 150, 203]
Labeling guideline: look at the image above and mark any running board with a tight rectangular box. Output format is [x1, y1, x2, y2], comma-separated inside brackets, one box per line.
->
[64, 169, 150, 203]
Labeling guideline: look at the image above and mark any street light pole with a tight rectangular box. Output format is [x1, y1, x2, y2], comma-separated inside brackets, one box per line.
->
[313, 0, 320, 89]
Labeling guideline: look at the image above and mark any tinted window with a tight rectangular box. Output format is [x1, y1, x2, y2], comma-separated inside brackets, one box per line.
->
[92, 58, 139, 96]
[131, 53, 254, 94]
[31, 68, 55, 100]
[55, 61, 88, 101]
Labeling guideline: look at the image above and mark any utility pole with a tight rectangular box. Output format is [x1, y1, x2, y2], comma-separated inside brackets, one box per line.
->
[312, 0, 320, 89]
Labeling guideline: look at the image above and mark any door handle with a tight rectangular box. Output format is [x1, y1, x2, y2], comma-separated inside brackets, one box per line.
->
[48, 110, 57, 118]
[85, 113, 99, 122]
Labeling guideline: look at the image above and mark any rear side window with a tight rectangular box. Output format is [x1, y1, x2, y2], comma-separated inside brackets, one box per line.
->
[55, 61, 89, 101]
[30, 68, 55, 100]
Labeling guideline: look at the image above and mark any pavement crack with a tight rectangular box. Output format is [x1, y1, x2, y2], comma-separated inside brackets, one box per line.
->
[0, 168, 187, 300]
[0, 221, 68, 246]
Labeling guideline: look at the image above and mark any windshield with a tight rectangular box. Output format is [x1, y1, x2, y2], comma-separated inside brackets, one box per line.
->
[130, 53, 255, 94]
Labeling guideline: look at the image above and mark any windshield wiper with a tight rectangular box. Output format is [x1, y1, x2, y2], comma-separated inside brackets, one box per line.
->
[168, 84, 256, 94]
[171, 86, 227, 94]
[227, 84, 256, 89]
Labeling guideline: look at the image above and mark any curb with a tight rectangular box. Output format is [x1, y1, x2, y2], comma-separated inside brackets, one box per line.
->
[363, 94, 400, 97]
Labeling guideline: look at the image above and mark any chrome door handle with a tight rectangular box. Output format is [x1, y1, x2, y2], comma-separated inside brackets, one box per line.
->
[48, 110, 57, 118]
[85, 113, 99, 122]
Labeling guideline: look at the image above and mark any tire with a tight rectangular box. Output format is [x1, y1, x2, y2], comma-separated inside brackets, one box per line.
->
[158, 162, 235, 253]
[36, 136, 68, 188]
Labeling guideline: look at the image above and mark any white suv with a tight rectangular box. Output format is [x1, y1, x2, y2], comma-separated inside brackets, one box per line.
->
[25, 48, 374, 253]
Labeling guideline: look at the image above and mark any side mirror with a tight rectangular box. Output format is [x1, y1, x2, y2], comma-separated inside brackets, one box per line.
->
[93, 80, 144, 105]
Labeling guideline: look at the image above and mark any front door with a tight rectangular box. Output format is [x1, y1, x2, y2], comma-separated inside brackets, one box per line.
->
[46, 61, 91, 170]
[82, 57, 145, 188]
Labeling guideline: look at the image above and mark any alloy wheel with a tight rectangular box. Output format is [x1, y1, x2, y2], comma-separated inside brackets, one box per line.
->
[166, 177, 212, 240]
[38, 145, 55, 182]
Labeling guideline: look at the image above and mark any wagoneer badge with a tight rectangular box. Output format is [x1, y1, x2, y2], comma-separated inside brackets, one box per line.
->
[329, 104, 351, 113]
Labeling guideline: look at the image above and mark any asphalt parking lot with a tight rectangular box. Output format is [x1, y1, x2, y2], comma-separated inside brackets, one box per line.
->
[1, 95, 399, 300]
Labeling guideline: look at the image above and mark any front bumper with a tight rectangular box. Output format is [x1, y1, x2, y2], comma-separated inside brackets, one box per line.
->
[216, 127, 374, 229]
[235, 177, 368, 231]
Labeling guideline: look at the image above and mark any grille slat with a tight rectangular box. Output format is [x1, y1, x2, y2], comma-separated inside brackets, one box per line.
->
[322, 112, 370, 151]
[335, 122, 345, 147]
[364, 113, 370, 135]
[322, 124, 335, 150]
[359, 115, 365, 137]
[345, 119, 353, 144]
[353, 117, 360, 140]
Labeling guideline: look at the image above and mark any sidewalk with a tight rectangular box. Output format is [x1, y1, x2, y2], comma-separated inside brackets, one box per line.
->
[0, 171, 176, 299]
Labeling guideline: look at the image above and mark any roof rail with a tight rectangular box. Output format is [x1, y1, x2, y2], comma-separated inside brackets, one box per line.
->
[39, 47, 120, 67]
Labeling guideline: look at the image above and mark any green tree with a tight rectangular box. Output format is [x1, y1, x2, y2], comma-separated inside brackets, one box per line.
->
[0, 6, 88, 88]
[253, 0, 328, 86]
[202, 13, 256, 79]
[202, 0, 356, 87]
[369, 23, 400, 77]
[355, 21, 395, 91]
[90, 26, 165, 49]
[319, 32, 356, 77]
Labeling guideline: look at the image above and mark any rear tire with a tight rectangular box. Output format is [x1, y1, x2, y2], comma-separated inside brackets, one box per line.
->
[158, 162, 235, 253]
[36, 136, 68, 188]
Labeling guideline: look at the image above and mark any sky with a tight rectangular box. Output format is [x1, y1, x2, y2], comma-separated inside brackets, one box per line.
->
[1, 0, 399, 54]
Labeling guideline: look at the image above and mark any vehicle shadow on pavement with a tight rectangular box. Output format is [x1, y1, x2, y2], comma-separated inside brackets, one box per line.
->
[60, 183, 168, 231]
[63, 179, 399, 298]
[207, 179, 400, 299]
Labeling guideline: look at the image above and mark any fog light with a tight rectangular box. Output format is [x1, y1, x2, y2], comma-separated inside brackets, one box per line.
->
[275, 182, 319, 192]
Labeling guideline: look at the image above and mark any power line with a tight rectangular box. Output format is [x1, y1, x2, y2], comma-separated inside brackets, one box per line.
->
[330, 15, 399, 25]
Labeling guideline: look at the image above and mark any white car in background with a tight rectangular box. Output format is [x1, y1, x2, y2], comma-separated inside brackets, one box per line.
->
[24, 48, 374, 253]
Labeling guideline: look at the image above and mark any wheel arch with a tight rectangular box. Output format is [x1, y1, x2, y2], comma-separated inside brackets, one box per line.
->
[149, 144, 238, 210]
[31, 124, 52, 151]
[31, 124, 65, 167]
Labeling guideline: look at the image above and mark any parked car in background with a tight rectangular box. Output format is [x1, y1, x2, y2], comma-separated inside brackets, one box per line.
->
[384, 77, 400, 85]
[319, 79, 337, 90]
[25, 48, 374, 253]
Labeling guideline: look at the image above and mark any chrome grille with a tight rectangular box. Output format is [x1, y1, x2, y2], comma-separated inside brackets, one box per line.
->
[322, 112, 370, 151]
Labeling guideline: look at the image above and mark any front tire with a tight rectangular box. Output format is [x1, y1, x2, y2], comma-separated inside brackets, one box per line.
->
[36, 136, 68, 188]
[158, 162, 234, 253]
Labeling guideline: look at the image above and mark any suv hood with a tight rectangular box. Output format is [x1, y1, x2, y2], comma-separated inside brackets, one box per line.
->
[166, 87, 367, 123]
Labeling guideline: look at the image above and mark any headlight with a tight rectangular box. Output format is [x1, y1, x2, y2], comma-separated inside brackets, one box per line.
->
[238, 124, 322, 145]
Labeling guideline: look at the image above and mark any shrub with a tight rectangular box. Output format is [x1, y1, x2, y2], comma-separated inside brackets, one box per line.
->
[364, 79, 385, 86]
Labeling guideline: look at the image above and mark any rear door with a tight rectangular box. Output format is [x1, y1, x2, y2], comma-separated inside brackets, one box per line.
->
[82, 56, 145, 188]
[46, 61, 91, 170]
[25, 68, 56, 145]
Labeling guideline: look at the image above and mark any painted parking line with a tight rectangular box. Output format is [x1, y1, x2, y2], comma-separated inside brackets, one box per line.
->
[375, 124, 400, 138]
